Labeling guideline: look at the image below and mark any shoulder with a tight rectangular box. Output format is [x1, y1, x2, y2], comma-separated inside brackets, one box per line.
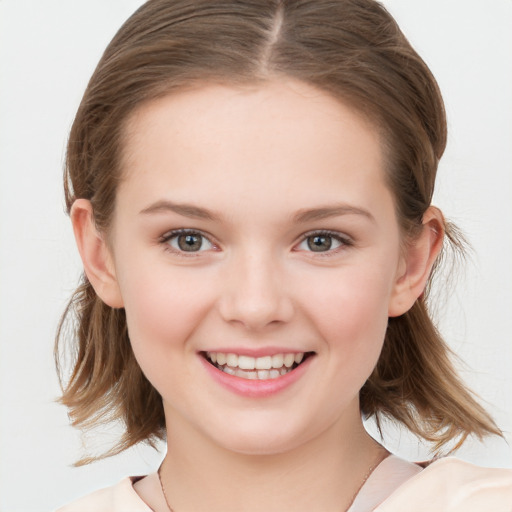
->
[376, 457, 512, 511]
[54, 476, 153, 512]
[349, 455, 423, 511]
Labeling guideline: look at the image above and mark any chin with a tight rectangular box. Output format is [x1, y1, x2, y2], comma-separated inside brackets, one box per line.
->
[219, 436, 300, 457]
[207, 420, 320, 457]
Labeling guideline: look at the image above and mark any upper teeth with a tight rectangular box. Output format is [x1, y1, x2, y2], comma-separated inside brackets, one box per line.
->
[207, 352, 304, 370]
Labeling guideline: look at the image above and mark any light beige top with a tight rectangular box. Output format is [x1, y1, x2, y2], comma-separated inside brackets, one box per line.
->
[55, 456, 512, 512]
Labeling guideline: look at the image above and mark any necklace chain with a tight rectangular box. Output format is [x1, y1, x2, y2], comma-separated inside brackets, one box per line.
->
[157, 451, 388, 512]
[158, 467, 175, 512]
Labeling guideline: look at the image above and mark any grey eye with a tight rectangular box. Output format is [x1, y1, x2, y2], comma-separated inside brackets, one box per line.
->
[297, 232, 346, 253]
[307, 235, 333, 252]
[168, 232, 213, 252]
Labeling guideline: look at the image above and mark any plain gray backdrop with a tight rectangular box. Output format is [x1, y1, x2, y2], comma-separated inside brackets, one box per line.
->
[1, 1, 511, 511]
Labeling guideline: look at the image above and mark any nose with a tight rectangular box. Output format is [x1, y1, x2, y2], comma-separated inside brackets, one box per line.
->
[218, 249, 294, 331]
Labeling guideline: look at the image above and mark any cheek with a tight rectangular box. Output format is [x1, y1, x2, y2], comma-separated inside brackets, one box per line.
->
[116, 262, 216, 360]
[299, 263, 394, 372]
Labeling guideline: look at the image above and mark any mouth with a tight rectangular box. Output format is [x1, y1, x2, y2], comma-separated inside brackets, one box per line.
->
[202, 351, 314, 380]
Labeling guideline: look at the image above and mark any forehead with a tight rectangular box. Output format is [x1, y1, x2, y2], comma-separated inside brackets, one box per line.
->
[118, 80, 391, 217]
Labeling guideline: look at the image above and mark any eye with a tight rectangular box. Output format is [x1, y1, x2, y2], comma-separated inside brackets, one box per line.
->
[162, 229, 214, 253]
[296, 231, 351, 253]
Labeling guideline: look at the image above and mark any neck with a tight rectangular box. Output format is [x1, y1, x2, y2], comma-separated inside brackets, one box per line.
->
[158, 407, 385, 512]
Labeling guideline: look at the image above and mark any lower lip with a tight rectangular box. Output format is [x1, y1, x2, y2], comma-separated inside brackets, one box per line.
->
[199, 355, 313, 398]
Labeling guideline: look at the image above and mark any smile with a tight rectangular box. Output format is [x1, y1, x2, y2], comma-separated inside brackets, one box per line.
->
[204, 351, 310, 380]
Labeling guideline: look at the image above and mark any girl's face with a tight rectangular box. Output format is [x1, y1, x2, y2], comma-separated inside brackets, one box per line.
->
[105, 81, 409, 454]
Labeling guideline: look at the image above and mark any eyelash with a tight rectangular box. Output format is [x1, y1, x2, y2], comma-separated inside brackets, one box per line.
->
[296, 230, 354, 257]
[159, 229, 217, 256]
[159, 229, 353, 257]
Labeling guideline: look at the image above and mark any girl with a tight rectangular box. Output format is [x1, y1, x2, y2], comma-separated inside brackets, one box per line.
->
[54, 0, 512, 510]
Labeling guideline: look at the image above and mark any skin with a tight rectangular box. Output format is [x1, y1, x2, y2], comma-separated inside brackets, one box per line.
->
[72, 80, 443, 511]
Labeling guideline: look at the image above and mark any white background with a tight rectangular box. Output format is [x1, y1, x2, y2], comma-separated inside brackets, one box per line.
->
[1, 1, 511, 510]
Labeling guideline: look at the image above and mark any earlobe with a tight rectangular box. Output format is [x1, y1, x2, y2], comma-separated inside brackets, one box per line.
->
[70, 199, 124, 308]
[388, 207, 445, 317]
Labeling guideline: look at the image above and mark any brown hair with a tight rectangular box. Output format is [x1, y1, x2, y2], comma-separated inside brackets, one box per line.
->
[56, 0, 500, 464]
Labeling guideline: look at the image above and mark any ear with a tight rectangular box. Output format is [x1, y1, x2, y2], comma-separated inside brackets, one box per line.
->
[388, 206, 444, 317]
[70, 199, 124, 308]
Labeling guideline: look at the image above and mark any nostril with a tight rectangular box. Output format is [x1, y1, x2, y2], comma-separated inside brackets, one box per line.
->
[217, 279, 295, 330]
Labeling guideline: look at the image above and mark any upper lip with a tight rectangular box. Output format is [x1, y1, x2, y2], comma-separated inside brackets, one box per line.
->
[199, 347, 312, 357]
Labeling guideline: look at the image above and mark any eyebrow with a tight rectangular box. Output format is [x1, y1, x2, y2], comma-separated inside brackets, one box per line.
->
[293, 204, 376, 224]
[140, 200, 375, 224]
[139, 200, 220, 221]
